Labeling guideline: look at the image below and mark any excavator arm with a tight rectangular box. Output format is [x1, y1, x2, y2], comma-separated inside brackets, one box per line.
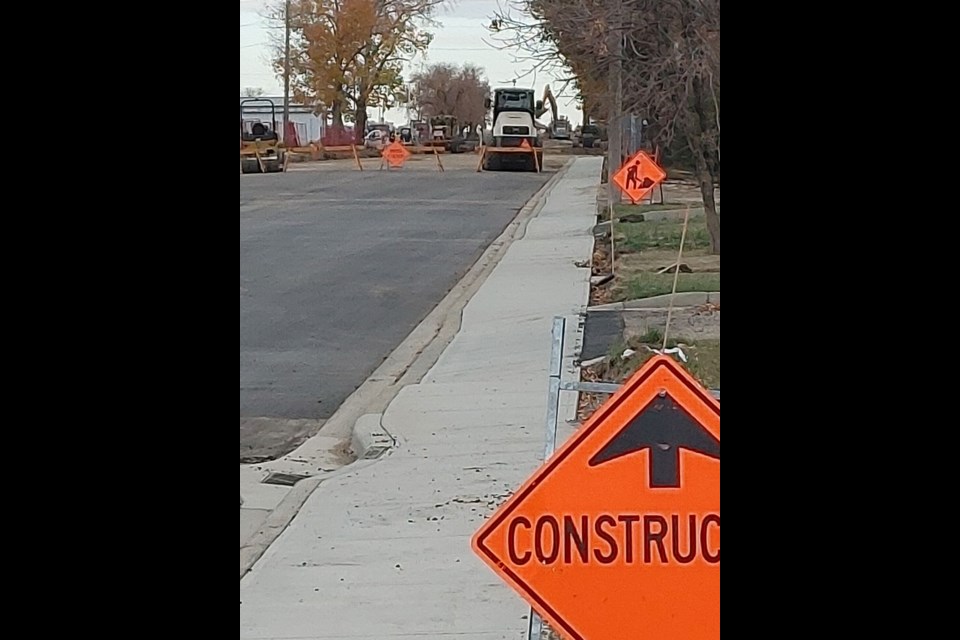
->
[538, 85, 558, 123]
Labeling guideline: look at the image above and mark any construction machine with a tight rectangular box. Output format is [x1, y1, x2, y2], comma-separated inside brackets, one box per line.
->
[535, 84, 561, 139]
[552, 115, 572, 140]
[398, 125, 415, 145]
[239, 98, 286, 174]
[410, 120, 431, 145]
[426, 115, 471, 152]
[579, 123, 603, 148]
[530, 84, 572, 140]
[457, 122, 482, 153]
[429, 115, 456, 142]
[481, 87, 544, 172]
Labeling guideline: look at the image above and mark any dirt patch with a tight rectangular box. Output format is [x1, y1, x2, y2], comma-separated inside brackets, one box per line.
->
[240, 417, 330, 463]
[623, 304, 721, 342]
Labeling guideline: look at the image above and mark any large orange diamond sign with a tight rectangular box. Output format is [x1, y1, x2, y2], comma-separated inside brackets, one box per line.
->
[382, 140, 411, 168]
[612, 150, 667, 204]
[472, 355, 720, 640]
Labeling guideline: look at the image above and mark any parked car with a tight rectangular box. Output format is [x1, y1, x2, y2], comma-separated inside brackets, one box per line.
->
[364, 130, 387, 150]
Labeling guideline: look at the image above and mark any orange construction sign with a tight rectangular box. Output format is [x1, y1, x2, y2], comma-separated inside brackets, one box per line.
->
[612, 150, 667, 204]
[520, 138, 531, 149]
[472, 355, 720, 640]
[381, 140, 412, 168]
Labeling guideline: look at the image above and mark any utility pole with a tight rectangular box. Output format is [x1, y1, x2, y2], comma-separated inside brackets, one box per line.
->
[283, 0, 291, 145]
[606, 0, 623, 276]
[607, 0, 623, 208]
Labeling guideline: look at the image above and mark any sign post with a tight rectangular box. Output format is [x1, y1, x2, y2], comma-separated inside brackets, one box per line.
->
[472, 351, 720, 640]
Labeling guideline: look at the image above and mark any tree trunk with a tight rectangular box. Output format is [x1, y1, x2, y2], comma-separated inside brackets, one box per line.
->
[689, 76, 720, 254]
[701, 186, 720, 255]
[355, 99, 368, 145]
[697, 159, 721, 255]
[331, 100, 344, 129]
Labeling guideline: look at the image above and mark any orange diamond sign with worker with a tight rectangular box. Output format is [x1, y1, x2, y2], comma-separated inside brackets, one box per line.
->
[382, 140, 411, 169]
[472, 354, 720, 640]
[612, 150, 667, 204]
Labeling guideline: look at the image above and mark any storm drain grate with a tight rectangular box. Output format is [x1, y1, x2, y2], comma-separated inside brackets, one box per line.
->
[262, 472, 310, 486]
[362, 445, 391, 460]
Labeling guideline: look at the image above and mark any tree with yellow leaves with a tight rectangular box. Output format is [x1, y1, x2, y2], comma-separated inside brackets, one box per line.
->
[268, 0, 441, 143]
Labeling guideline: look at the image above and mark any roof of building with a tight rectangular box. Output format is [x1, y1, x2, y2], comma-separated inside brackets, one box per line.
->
[239, 96, 317, 115]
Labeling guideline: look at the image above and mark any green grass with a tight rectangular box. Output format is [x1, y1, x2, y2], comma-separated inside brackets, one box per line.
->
[683, 340, 721, 389]
[613, 202, 690, 215]
[636, 327, 664, 345]
[620, 218, 712, 252]
[620, 272, 721, 300]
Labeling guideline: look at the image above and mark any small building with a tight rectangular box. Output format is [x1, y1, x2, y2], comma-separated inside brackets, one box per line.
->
[239, 96, 325, 146]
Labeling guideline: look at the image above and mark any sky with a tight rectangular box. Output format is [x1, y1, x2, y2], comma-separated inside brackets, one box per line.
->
[239, 0, 582, 125]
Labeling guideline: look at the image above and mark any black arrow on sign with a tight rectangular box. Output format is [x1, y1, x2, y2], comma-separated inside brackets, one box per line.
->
[588, 392, 719, 488]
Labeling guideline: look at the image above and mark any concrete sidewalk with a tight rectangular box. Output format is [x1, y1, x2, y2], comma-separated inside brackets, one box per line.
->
[240, 156, 603, 640]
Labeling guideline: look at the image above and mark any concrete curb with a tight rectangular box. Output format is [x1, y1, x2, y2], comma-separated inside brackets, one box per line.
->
[240, 458, 379, 579]
[637, 206, 720, 222]
[240, 476, 321, 579]
[350, 413, 392, 461]
[239, 158, 576, 579]
[589, 291, 720, 311]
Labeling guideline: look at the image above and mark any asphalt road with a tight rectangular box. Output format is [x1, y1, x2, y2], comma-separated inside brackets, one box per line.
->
[240, 164, 553, 460]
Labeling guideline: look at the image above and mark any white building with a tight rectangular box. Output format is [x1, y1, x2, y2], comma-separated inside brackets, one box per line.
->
[239, 96, 325, 146]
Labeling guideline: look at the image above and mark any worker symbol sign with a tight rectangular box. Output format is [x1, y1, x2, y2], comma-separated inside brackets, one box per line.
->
[612, 150, 667, 204]
[471, 355, 720, 640]
[381, 140, 411, 168]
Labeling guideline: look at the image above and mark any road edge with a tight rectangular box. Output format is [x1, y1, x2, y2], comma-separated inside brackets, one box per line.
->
[240, 158, 575, 580]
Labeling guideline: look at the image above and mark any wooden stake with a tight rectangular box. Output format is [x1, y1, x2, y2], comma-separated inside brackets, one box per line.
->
[662, 206, 691, 350]
[352, 144, 363, 171]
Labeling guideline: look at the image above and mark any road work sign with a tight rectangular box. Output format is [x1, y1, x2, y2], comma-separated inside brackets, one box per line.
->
[382, 140, 411, 168]
[472, 355, 720, 640]
[612, 150, 667, 204]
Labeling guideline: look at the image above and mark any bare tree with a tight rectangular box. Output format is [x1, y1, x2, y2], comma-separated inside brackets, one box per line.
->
[488, 0, 720, 254]
[410, 62, 458, 115]
[242, 87, 266, 97]
[410, 62, 492, 129]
